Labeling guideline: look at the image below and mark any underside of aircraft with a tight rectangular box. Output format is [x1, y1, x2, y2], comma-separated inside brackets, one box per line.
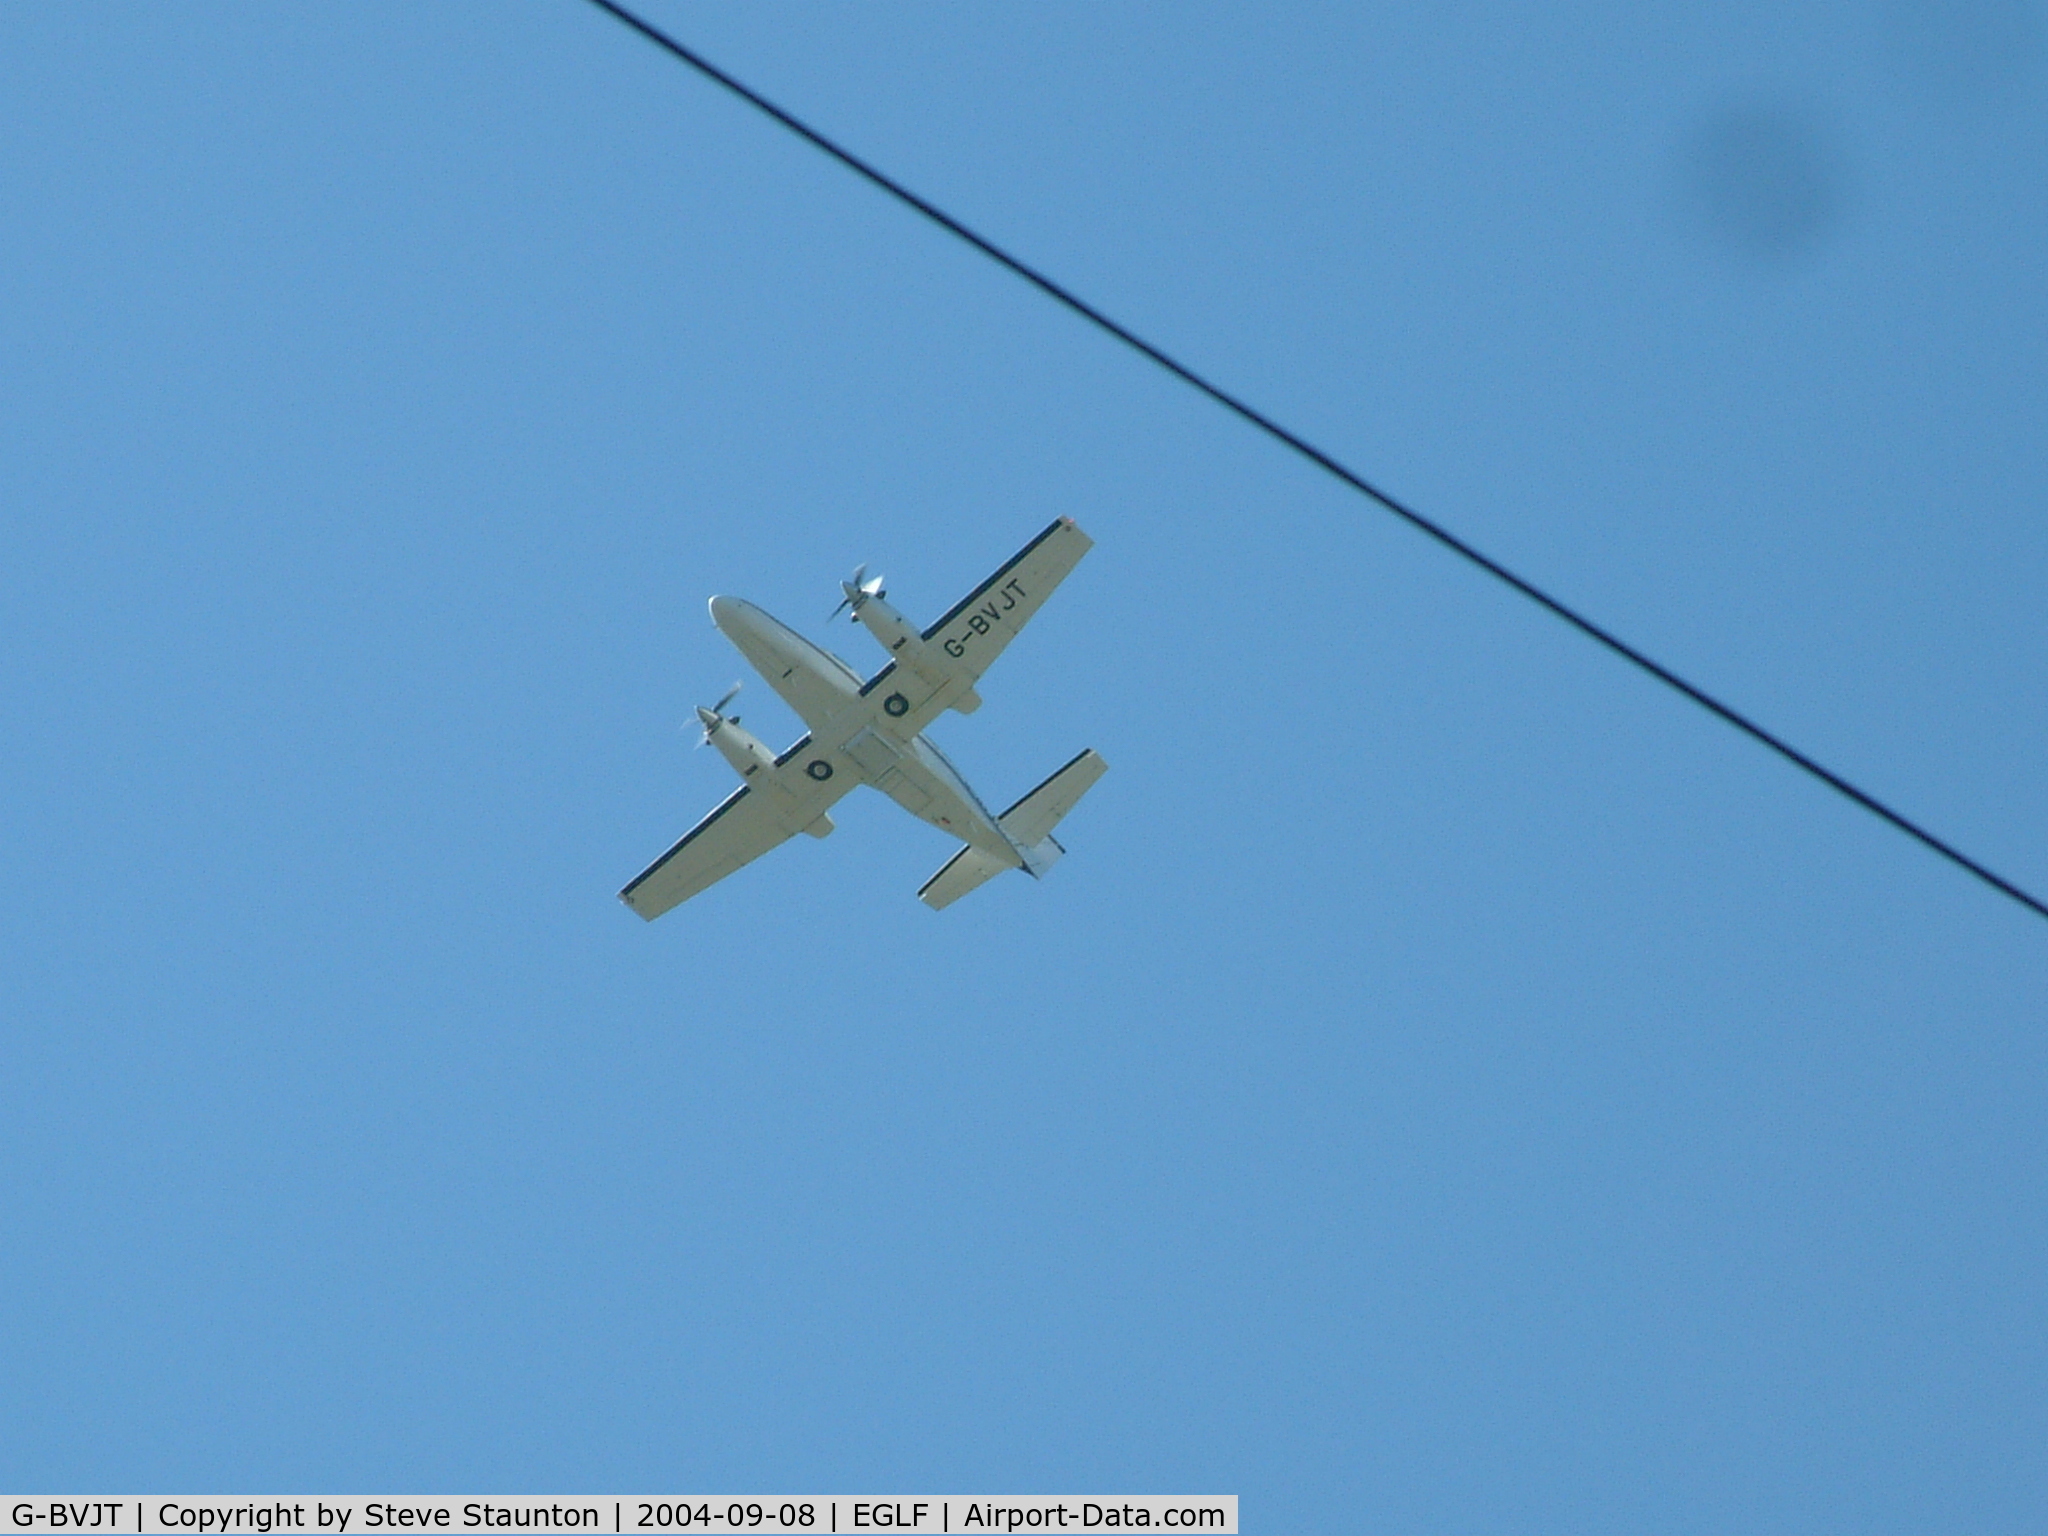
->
[620, 517, 1105, 919]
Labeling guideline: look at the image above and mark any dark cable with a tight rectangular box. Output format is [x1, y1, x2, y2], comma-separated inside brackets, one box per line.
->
[580, 0, 2048, 925]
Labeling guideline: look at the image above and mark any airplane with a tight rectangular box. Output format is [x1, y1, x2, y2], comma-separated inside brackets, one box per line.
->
[620, 516, 1106, 920]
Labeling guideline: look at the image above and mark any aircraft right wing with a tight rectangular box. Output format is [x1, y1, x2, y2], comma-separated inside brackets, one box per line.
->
[620, 780, 818, 920]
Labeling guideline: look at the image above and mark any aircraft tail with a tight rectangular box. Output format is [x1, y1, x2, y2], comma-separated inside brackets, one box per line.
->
[919, 749, 1107, 910]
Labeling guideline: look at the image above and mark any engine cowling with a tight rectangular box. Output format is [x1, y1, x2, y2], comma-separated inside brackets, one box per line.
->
[700, 709, 777, 784]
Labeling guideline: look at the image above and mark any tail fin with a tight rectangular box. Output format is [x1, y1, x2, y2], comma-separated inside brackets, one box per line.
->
[920, 749, 1108, 909]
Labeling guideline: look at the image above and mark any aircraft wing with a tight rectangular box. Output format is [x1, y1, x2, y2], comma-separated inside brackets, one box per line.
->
[918, 516, 1093, 685]
[619, 782, 802, 920]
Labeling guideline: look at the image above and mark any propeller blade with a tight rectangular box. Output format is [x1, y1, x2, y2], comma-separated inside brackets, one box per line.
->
[711, 681, 743, 715]
[830, 562, 875, 621]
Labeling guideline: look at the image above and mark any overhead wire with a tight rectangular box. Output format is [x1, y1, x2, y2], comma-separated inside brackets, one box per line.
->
[579, 0, 2048, 926]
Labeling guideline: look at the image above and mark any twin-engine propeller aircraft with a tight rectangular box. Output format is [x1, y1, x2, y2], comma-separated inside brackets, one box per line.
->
[620, 517, 1105, 920]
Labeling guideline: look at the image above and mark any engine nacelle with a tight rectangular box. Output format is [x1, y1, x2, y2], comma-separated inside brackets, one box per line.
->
[852, 592, 926, 661]
[854, 592, 977, 713]
[703, 714, 777, 784]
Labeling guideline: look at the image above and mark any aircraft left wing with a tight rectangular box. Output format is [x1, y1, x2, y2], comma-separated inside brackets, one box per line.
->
[619, 784, 800, 920]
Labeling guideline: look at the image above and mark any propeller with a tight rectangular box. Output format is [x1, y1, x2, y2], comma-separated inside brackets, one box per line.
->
[693, 681, 743, 746]
[826, 563, 886, 622]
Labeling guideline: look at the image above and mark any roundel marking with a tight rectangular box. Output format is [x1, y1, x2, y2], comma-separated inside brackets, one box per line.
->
[806, 759, 834, 781]
[883, 691, 911, 718]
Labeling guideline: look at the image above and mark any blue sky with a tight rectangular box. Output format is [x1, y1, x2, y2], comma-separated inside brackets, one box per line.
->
[3, 1, 2044, 1527]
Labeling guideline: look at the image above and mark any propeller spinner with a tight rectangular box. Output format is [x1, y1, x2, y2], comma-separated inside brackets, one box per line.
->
[694, 681, 743, 746]
[827, 563, 886, 622]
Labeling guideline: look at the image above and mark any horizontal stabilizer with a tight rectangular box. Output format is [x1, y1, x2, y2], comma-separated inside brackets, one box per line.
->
[919, 845, 1013, 910]
[919, 748, 1107, 910]
[1000, 747, 1108, 846]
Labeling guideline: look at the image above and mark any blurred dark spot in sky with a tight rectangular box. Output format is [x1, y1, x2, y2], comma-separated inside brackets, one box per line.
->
[1880, 0, 2042, 104]
[1678, 105, 1848, 263]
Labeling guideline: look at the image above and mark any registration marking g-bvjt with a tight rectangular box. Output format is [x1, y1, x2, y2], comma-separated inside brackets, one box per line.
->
[941, 577, 1027, 658]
